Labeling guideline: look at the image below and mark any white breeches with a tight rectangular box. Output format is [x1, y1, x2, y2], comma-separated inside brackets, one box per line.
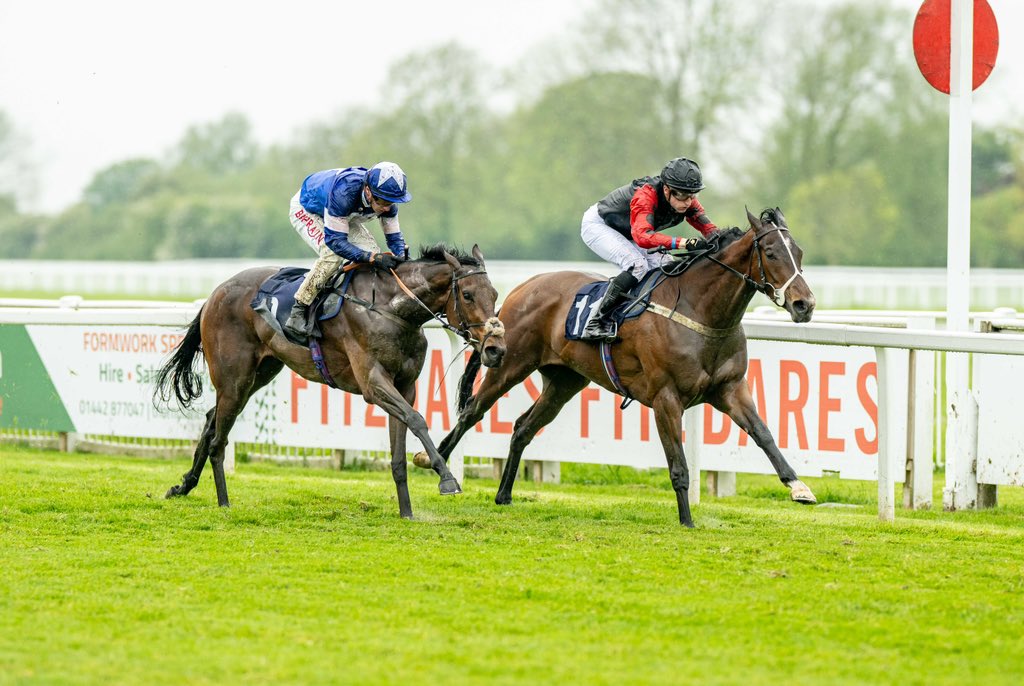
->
[580, 204, 668, 280]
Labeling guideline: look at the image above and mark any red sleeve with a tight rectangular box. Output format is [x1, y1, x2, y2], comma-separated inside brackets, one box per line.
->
[629, 185, 675, 249]
[686, 199, 718, 237]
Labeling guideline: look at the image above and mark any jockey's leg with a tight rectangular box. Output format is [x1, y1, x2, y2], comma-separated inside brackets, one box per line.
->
[579, 203, 649, 342]
[285, 243, 342, 338]
[580, 270, 638, 341]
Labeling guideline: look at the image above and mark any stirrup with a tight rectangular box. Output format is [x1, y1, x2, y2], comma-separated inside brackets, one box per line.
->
[581, 319, 618, 342]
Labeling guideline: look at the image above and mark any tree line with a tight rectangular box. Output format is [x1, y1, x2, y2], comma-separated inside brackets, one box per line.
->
[1, 0, 1021, 267]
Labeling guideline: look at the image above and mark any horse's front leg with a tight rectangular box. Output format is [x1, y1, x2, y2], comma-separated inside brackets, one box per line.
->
[365, 366, 461, 496]
[710, 379, 817, 504]
[652, 389, 694, 528]
[388, 412, 414, 520]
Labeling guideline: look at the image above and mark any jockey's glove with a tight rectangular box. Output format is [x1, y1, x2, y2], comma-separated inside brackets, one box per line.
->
[682, 237, 709, 251]
[371, 253, 402, 271]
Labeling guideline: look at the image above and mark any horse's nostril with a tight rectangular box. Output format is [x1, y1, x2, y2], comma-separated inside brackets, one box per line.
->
[483, 346, 506, 367]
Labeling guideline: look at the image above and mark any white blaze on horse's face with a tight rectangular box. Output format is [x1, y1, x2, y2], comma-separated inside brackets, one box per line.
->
[765, 230, 805, 308]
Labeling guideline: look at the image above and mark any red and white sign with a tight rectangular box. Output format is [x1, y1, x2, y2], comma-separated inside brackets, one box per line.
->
[24, 325, 905, 481]
[913, 0, 999, 93]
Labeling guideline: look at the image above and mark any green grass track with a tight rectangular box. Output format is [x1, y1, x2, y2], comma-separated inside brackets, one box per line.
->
[2, 446, 1023, 685]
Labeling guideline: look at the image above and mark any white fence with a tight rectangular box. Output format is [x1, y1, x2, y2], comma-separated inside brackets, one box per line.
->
[3, 293, 1024, 522]
[4, 259, 1024, 310]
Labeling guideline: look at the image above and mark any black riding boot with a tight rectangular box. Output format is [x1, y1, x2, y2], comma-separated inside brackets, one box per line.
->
[283, 301, 312, 338]
[581, 271, 639, 342]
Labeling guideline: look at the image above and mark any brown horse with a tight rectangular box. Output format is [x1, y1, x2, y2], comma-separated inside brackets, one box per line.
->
[426, 209, 817, 527]
[154, 244, 506, 519]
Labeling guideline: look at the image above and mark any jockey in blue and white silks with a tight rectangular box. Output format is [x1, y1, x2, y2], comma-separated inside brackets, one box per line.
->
[284, 162, 412, 337]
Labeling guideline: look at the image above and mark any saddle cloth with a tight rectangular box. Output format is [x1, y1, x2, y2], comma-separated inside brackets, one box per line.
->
[250, 267, 351, 346]
[563, 271, 660, 341]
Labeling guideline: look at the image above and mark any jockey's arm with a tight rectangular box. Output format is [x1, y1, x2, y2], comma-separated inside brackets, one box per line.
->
[685, 198, 718, 237]
[380, 213, 408, 258]
[629, 185, 683, 250]
[323, 214, 373, 262]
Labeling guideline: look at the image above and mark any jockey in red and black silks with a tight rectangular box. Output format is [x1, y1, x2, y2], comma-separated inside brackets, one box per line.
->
[579, 157, 718, 342]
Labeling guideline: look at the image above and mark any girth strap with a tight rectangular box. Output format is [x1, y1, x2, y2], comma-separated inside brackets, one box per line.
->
[308, 339, 339, 389]
[645, 302, 737, 339]
[600, 341, 635, 410]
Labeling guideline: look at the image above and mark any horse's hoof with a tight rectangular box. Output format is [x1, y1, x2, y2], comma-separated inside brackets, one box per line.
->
[495, 494, 512, 506]
[165, 485, 183, 499]
[439, 478, 462, 495]
[412, 452, 432, 469]
[681, 520, 696, 529]
[788, 480, 817, 504]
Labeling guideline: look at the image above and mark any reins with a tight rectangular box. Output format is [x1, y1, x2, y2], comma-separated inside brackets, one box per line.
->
[703, 226, 804, 307]
[637, 225, 804, 338]
[388, 265, 502, 351]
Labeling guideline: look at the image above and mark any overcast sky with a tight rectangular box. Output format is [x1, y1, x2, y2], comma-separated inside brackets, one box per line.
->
[1, 0, 1021, 213]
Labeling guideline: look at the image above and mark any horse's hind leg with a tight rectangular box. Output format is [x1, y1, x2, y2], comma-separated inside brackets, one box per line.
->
[652, 389, 694, 527]
[710, 379, 816, 504]
[207, 357, 284, 507]
[165, 407, 216, 498]
[496, 367, 588, 505]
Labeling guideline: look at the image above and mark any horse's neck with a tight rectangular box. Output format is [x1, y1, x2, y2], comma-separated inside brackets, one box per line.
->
[671, 232, 758, 329]
[392, 265, 452, 321]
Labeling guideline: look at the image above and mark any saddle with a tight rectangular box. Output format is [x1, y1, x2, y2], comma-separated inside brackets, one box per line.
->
[563, 249, 709, 342]
[250, 266, 355, 347]
[564, 270, 661, 341]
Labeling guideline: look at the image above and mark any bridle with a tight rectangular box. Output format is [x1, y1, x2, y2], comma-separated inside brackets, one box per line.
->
[389, 264, 505, 351]
[704, 226, 805, 307]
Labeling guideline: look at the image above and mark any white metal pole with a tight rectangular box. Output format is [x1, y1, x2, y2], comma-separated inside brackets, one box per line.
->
[875, 347, 897, 522]
[943, 0, 978, 510]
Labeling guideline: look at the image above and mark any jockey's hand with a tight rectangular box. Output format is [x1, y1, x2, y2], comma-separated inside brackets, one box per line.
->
[371, 253, 402, 271]
[682, 237, 709, 251]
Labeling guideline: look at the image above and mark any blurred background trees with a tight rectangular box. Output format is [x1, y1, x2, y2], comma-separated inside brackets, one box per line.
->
[2, 0, 1021, 266]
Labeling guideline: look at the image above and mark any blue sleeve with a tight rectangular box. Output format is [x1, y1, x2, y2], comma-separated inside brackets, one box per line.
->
[323, 227, 372, 262]
[385, 231, 407, 258]
[325, 174, 364, 218]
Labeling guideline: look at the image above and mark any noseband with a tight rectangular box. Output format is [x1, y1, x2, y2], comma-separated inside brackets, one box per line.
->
[445, 268, 505, 350]
[705, 227, 804, 307]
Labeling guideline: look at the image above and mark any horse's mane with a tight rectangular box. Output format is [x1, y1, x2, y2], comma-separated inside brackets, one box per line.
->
[710, 226, 746, 251]
[415, 243, 481, 267]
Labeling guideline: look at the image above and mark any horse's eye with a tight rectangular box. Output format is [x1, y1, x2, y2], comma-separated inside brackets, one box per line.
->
[463, 291, 475, 303]
[765, 250, 775, 259]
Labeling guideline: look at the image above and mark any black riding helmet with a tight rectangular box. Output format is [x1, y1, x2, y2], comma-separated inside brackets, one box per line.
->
[661, 157, 705, 193]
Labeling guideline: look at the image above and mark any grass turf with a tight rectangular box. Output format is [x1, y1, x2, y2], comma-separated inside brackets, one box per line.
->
[2, 446, 1023, 685]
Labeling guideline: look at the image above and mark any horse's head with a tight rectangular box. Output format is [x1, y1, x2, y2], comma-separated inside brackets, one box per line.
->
[745, 207, 815, 322]
[441, 244, 507, 368]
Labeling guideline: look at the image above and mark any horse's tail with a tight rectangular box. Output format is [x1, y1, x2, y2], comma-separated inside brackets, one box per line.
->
[153, 308, 205, 410]
[457, 348, 483, 413]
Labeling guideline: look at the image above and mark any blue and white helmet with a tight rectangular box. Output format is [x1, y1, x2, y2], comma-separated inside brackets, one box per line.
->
[366, 161, 412, 203]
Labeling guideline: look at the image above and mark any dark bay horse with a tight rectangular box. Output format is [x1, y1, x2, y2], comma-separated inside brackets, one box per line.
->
[425, 209, 816, 527]
[155, 244, 506, 519]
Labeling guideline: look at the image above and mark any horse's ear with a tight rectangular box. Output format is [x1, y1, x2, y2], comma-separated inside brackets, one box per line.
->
[471, 243, 486, 267]
[774, 207, 788, 227]
[442, 249, 461, 271]
[746, 206, 763, 233]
